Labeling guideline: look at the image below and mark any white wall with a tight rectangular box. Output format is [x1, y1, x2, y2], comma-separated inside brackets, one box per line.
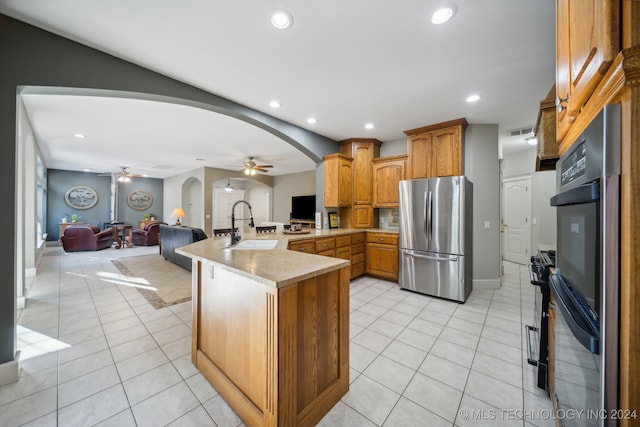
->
[380, 138, 406, 157]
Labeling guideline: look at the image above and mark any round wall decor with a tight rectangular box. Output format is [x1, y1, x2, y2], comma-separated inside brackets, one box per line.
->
[127, 190, 153, 210]
[64, 185, 98, 209]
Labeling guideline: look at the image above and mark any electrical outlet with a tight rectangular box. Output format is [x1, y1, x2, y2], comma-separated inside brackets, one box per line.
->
[484, 221, 490, 230]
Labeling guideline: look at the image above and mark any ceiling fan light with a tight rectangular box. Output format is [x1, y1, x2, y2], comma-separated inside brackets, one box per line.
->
[244, 169, 251, 175]
[251, 169, 256, 176]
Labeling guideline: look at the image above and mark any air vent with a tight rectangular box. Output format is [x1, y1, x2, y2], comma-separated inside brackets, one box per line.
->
[507, 126, 535, 137]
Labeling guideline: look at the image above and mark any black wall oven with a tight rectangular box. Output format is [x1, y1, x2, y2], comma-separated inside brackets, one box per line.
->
[549, 104, 620, 426]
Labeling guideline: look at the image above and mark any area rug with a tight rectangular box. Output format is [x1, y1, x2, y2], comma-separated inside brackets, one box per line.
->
[112, 254, 191, 309]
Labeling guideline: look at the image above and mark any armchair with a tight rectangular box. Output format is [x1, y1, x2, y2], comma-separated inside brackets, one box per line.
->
[61, 224, 114, 252]
[132, 222, 166, 246]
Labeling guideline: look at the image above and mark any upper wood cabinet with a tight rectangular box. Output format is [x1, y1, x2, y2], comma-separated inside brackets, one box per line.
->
[339, 139, 381, 205]
[323, 153, 353, 207]
[372, 155, 407, 208]
[555, 0, 619, 142]
[536, 85, 559, 171]
[404, 118, 467, 179]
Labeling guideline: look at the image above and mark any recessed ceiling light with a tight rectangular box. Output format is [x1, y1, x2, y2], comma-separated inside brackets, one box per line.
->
[269, 100, 281, 109]
[271, 10, 293, 29]
[466, 94, 480, 103]
[431, 3, 458, 24]
[307, 117, 317, 124]
[83, 168, 91, 172]
[364, 123, 375, 130]
[527, 137, 538, 146]
[73, 133, 85, 139]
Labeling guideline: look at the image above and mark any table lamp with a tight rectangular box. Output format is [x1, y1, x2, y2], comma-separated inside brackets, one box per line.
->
[171, 207, 186, 226]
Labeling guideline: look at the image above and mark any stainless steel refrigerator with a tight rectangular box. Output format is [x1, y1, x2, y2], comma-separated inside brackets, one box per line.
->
[399, 176, 473, 302]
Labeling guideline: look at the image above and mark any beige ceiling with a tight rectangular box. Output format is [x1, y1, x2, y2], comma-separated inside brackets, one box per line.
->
[1, 0, 556, 178]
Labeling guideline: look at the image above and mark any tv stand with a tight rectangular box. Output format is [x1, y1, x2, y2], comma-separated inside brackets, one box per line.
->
[290, 219, 315, 228]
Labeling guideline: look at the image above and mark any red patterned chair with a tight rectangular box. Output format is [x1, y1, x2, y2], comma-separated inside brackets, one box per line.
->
[61, 224, 114, 252]
[132, 222, 166, 246]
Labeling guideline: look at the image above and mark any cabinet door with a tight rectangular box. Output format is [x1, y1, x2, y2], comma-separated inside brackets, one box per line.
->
[366, 243, 398, 281]
[352, 205, 373, 228]
[407, 132, 435, 179]
[324, 154, 353, 207]
[352, 142, 374, 205]
[373, 158, 406, 207]
[556, 0, 619, 141]
[432, 126, 463, 177]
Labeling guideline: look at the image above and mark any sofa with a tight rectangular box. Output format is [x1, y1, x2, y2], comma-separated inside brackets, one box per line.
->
[159, 224, 208, 270]
[132, 222, 166, 246]
[61, 224, 114, 252]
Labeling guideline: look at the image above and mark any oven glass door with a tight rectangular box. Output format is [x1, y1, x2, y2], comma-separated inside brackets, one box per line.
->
[551, 180, 600, 313]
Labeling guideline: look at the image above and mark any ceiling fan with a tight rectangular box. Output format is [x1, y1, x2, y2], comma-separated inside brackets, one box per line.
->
[100, 166, 142, 182]
[242, 157, 273, 175]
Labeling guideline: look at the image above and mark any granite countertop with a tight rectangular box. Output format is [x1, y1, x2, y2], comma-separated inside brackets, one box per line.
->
[176, 228, 397, 288]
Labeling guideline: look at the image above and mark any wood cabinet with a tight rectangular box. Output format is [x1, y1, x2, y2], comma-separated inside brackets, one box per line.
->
[323, 153, 353, 207]
[315, 237, 335, 257]
[365, 232, 399, 281]
[338, 139, 381, 229]
[372, 155, 407, 207]
[555, 0, 619, 142]
[535, 85, 559, 171]
[404, 118, 467, 179]
[339, 139, 381, 205]
[351, 232, 366, 279]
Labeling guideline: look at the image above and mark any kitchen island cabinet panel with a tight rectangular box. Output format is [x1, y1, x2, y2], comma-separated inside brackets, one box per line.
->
[192, 259, 350, 426]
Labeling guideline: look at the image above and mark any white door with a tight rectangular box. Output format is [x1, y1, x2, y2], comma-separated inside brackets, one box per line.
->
[502, 177, 532, 264]
[213, 189, 245, 230]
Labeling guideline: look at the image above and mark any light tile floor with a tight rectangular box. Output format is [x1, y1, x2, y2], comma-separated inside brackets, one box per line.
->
[2, 246, 555, 426]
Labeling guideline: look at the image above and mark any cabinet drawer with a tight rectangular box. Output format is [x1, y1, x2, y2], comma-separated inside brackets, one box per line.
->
[288, 240, 315, 254]
[351, 262, 365, 279]
[352, 252, 365, 264]
[352, 243, 365, 255]
[351, 233, 365, 244]
[316, 249, 335, 257]
[335, 235, 351, 248]
[366, 233, 398, 245]
[335, 246, 351, 260]
[315, 238, 335, 252]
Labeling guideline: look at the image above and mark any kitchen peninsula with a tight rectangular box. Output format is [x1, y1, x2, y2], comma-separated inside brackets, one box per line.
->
[177, 230, 356, 426]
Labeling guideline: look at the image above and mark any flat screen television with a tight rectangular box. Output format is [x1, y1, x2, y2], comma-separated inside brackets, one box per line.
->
[291, 195, 316, 220]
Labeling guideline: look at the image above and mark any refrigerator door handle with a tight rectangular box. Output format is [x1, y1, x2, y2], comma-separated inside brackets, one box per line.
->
[405, 251, 458, 262]
[426, 191, 432, 241]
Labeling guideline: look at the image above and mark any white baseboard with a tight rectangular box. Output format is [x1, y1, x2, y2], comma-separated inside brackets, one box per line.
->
[0, 351, 21, 387]
[473, 278, 501, 290]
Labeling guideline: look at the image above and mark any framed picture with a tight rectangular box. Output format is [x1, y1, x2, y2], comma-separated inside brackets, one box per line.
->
[64, 185, 98, 209]
[389, 208, 400, 226]
[328, 212, 339, 229]
[127, 190, 153, 210]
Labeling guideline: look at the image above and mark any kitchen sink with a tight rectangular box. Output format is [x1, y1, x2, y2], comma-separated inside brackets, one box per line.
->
[232, 239, 279, 250]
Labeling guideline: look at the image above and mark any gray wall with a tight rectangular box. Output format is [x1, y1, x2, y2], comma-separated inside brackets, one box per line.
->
[465, 125, 501, 288]
[47, 170, 164, 240]
[273, 171, 316, 223]
[0, 15, 338, 366]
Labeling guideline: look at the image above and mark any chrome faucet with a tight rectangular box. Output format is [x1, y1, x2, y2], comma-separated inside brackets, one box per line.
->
[230, 200, 255, 245]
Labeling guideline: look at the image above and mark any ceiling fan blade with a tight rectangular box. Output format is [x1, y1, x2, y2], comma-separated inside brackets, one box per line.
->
[255, 167, 270, 173]
[257, 164, 273, 168]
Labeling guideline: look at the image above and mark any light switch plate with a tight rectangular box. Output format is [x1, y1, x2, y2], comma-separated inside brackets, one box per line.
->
[484, 221, 490, 230]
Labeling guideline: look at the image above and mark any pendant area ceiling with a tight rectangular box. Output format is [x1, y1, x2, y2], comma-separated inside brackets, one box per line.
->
[1, 0, 555, 178]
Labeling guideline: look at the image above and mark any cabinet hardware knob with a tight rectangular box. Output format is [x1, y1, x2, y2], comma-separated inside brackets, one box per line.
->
[555, 94, 569, 113]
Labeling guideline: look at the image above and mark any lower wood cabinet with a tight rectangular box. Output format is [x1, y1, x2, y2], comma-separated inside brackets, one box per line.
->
[351, 232, 366, 279]
[288, 239, 315, 254]
[365, 232, 398, 281]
